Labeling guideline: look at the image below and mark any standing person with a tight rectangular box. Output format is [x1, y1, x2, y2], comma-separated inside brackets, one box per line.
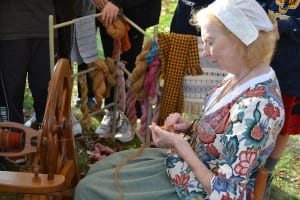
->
[0, 1, 54, 127]
[53, 0, 77, 60]
[75, 0, 98, 110]
[74, 0, 285, 199]
[53, 0, 88, 135]
[170, 0, 214, 36]
[24, 0, 85, 135]
[93, 0, 161, 142]
[0, 1, 55, 163]
[257, 0, 300, 199]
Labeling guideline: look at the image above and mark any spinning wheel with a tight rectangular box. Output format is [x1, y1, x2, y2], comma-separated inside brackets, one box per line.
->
[40, 58, 80, 183]
[0, 59, 80, 199]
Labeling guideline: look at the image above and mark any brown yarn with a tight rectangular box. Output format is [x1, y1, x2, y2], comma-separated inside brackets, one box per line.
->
[136, 90, 148, 100]
[114, 144, 150, 200]
[131, 61, 146, 81]
[104, 57, 117, 98]
[78, 74, 91, 125]
[97, 17, 125, 40]
[132, 73, 146, 94]
[87, 59, 109, 111]
[131, 38, 153, 100]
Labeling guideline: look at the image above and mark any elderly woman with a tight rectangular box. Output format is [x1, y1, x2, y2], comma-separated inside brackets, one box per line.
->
[74, 0, 284, 199]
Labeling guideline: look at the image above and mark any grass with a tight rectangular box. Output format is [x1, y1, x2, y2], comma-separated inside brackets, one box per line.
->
[1, 0, 299, 199]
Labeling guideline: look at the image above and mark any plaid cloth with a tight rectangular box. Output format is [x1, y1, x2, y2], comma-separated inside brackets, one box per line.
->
[157, 33, 202, 125]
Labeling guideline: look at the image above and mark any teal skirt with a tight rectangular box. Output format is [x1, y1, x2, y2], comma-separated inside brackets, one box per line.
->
[74, 148, 180, 200]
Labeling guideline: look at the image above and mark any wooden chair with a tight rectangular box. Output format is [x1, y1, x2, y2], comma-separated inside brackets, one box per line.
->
[0, 59, 80, 199]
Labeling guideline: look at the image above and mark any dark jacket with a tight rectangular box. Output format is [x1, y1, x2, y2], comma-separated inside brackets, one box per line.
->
[0, 0, 55, 40]
[170, 0, 214, 35]
[259, 0, 300, 97]
[110, 0, 161, 29]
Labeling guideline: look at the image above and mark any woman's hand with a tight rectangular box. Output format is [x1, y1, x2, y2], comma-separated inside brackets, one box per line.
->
[94, 0, 108, 10]
[149, 122, 188, 149]
[164, 113, 192, 132]
[100, 2, 120, 26]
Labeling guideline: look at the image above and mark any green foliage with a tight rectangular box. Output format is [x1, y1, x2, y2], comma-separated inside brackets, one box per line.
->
[270, 136, 300, 199]
[23, 85, 34, 112]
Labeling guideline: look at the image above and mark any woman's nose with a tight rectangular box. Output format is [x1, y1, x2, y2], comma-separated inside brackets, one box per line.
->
[202, 45, 210, 57]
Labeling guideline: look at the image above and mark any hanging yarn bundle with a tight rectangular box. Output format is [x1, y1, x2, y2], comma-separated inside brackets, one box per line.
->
[144, 40, 160, 98]
[139, 99, 149, 136]
[115, 61, 126, 112]
[97, 16, 131, 58]
[78, 74, 91, 125]
[120, 20, 131, 52]
[135, 39, 162, 136]
[131, 38, 152, 100]
[150, 85, 162, 124]
[87, 59, 109, 111]
[125, 77, 137, 126]
[103, 57, 117, 98]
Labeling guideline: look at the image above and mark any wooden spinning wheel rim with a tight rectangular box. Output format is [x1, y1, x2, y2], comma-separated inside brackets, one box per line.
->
[40, 59, 78, 182]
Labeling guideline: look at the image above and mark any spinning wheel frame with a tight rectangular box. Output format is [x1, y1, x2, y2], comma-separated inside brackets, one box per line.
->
[40, 58, 79, 183]
[0, 59, 79, 198]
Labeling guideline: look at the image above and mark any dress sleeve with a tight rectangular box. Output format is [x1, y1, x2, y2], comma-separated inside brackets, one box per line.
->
[209, 94, 284, 199]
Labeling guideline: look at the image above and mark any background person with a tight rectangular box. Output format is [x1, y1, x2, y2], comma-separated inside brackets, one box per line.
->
[170, 0, 214, 36]
[0, 1, 55, 164]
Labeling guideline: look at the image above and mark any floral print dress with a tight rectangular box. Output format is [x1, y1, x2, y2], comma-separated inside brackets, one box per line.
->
[166, 69, 285, 199]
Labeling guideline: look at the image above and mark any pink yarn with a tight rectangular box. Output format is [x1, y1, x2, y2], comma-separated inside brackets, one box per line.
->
[151, 86, 162, 123]
[139, 99, 149, 137]
[89, 143, 115, 161]
[144, 54, 160, 97]
[126, 77, 137, 125]
[116, 61, 126, 112]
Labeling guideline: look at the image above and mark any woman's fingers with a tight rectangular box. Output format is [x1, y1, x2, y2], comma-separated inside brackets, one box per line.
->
[101, 2, 119, 26]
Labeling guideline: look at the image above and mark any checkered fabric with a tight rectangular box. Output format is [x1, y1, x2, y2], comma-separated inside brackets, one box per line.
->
[157, 33, 202, 125]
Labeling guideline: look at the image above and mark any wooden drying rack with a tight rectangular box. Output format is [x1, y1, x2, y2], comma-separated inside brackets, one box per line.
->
[48, 13, 156, 144]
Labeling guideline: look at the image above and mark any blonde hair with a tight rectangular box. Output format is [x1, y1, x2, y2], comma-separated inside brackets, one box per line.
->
[190, 8, 277, 69]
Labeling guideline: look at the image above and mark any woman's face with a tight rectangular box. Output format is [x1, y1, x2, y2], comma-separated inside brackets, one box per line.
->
[201, 21, 240, 72]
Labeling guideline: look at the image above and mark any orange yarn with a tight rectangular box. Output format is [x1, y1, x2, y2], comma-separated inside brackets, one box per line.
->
[114, 144, 150, 200]
[97, 16, 131, 54]
[97, 17, 125, 40]
[121, 20, 131, 52]
[87, 59, 109, 111]
[0, 130, 23, 151]
[112, 39, 122, 59]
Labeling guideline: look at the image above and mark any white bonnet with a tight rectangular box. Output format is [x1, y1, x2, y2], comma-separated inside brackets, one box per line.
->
[206, 0, 273, 46]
